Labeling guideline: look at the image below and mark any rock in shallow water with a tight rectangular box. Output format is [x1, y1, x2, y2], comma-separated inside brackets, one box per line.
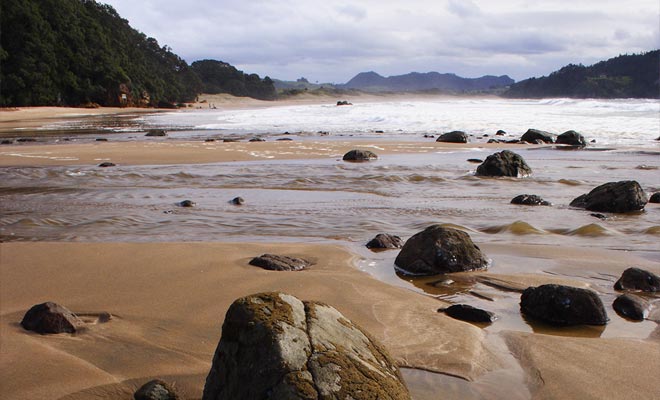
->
[249, 254, 311, 271]
[436, 130, 468, 143]
[520, 128, 556, 144]
[556, 130, 587, 146]
[614, 267, 660, 292]
[394, 225, 489, 276]
[569, 180, 647, 213]
[202, 292, 410, 400]
[510, 194, 551, 206]
[520, 284, 608, 326]
[366, 233, 403, 249]
[613, 294, 650, 321]
[649, 192, 660, 203]
[21, 301, 83, 334]
[342, 149, 378, 162]
[475, 150, 532, 177]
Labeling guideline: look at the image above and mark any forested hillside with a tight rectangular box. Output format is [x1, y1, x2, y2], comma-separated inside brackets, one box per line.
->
[504, 51, 659, 98]
[0, 0, 275, 107]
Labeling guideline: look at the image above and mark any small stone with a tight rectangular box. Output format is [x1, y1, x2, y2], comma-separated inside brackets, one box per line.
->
[230, 196, 244, 205]
[95, 138, 108, 142]
[556, 130, 587, 146]
[17, 138, 37, 142]
[467, 158, 483, 164]
[475, 150, 532, 177]
[590, 213, 607, 220]
[145, 130, 167, 137]
[613, 294, 650, 321]
[205, 139, 216, 142]
[249, 137, 265, 142]
[276, 138, 293, 141]
[342, 149, 378, 162]
[520, 129, 556, 144]
[436, 131, 468, 143]
[496, 130, 506, 136]
[440, 304, 497, 323]
[614, 267, 660, 292]
[510, 194, 551, 206]
[649, 193, 660, 203]
[98, 162, 116, 167]
[21, 302, 83, 334]
[570, 181, 647, 213]
[249, 254, 311, 271]
[134, 379, 179, 400]
[1, 139, 13, 145]
[366, 233, 403, 249]
[179, 200, 195, 207]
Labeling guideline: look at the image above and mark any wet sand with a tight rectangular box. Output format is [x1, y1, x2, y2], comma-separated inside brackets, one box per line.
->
[1, 242, 658, 400]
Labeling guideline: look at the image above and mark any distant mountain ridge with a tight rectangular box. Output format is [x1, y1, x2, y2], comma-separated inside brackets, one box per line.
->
[341, 71, 514, 92]
[504, 50, 659, 99]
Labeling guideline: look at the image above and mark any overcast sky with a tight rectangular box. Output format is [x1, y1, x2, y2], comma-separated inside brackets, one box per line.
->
[102, 0, 659, 83]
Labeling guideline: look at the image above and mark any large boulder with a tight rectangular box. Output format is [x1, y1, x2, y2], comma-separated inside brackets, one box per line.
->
[21, 301, 84, 334]
[134, 379, 180, 400]
[436, 131, 468, 143]
[342, 149, 378, 162]
[614, 267, 660, 292]
[475, 150, 532, 177]
[520, 284, 608, 326]
[202, 292, 410, 400]
[613, 294, 650, 321]
[366, 233, 403, 249]
[570, 180, 648, 213]
[520, 129, 556, 144]
[249, 254, 311, 271]
[394, 225, 489, 276]
[556, 130, 587, 146]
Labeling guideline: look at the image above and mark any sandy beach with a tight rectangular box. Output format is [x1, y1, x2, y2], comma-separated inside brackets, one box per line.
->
[1, 97, 659, 399]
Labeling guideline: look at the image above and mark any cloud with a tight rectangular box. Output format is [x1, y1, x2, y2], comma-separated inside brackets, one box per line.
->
[102, 0, 659, 82]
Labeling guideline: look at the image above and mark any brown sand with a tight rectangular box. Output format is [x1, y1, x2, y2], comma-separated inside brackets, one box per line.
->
[0, 139, 529, 167]
[1, 242, 658, 400]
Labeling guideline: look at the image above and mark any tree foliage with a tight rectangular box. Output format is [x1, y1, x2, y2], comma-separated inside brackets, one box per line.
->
[0, 0, 274, 106]
[504, 51, 660, 99]
[191, 60, 275, 100]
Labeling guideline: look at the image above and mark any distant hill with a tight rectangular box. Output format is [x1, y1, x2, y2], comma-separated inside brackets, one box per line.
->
[0, 0, 274, 107]
[340, 71, 514, 93]
[504, 50, 660, 99]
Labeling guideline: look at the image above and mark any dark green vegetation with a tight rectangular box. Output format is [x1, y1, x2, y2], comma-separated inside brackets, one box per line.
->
[504, 50, 660, 99]
[0, 0, 275, 107]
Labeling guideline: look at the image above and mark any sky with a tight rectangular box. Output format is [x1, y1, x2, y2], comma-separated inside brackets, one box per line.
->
[102, 0, 659, 83]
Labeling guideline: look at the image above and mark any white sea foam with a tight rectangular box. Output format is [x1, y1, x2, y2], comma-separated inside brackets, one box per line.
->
[141, 98, 660, 146]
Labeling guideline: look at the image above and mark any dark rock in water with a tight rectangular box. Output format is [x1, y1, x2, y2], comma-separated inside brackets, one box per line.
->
[223, 138, 239, 143]
[134, 379, 179, 400]
[249, 137, 265, 142]
[590, 213, 607, 220]
[249, 254, 311, 271]
[436, 131, 468, 143]
[496, 130, 506, 136]
[591, 139, 597, 143]
[276, 138, 293, 141]
[440, 304, 497, 323]
[511, 194, 551, 206]
[205, 139, 216, 142]
[17, 138, 37, 142]
[95, 138, 108, 142]
[342, 149, 378, 162]
[467, 158, 483, 164]
[506, 139, 522, 144]
[569, 180, 647, 213]
[230, 196, 244, 205]
[520, 128, 556, 144]
[203, 292, 410, 400]
[394, 225, 489, 276]
[423, 134, 435, 138]
[1, 139, 13, 145]
[21, 301, 83, 334]
[145, 129, 167, 137]
[613, 294, 650, 321]
[336, 100, 353, 106]
[520, 284, 608, 326]
[475, 150, 532, 177]
[366, 233, 403, 249]
[179, 200, 195, 207]
[375, 130, 384, 133]
[614, 267, 660, 292]
[556, 130, 587, 146]
[98, 162, 116, 168]
[487, 138, 504, 143]
[649, 193, 660, 203]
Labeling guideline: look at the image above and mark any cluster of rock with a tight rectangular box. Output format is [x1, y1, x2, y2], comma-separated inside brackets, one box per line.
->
[612, 267, 659, 321]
